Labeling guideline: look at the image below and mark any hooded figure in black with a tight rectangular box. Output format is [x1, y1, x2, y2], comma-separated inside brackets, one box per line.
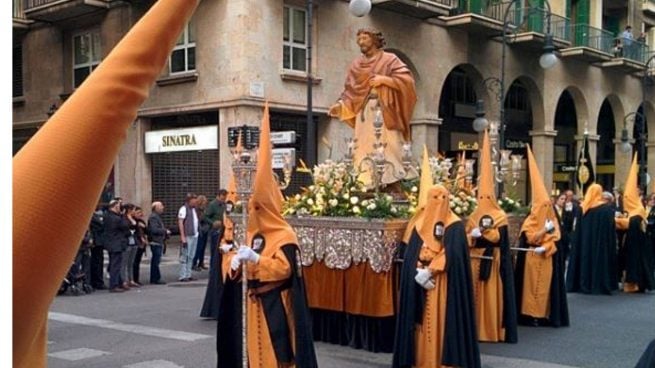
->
[566, 183, 619, 294]
[614, 155, 655, 293]
[393, 184, 480, 368]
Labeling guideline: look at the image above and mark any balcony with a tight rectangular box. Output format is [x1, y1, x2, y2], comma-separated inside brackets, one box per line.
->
[601, 40, 652, 73]
[372, 0, 456, 19]
[643, 0, 655, 16]
[13, 0, 32, 35]
[559, 24, 614, 63]
[24, 0, 111, 24]
[440, 1, 570, 48]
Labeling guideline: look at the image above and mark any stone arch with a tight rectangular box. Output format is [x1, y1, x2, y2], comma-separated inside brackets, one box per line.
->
[505, 75, 545, 131]
[604, 94, 627, 136]
[561, 86, 590, 134]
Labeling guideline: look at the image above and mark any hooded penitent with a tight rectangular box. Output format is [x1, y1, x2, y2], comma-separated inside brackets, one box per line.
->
[520, 145, 561, 244]
[468, 130, 508, 229]
[465, 129, 518, 343]
[515, 144, 566, 322]
[622, 153, 647, 219]
[581, 183, 605, 214]
[246, 103, 298, 249]
[402, 145, 433, 243]
[393, 183, 481, 368]
[13, 1, 199, 367]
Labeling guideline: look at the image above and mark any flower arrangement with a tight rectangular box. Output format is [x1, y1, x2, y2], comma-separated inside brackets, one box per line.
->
[403, 154, 478, 217]
[282, 160, 406, 219]
[498, 197, 522, 213]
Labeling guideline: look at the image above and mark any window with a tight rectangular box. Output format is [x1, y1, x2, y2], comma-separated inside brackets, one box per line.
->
[13, 44, 22, 97]
[170, 20, 196, 74]
[283, 5, 307, 72]
[73, 31, 101, 88]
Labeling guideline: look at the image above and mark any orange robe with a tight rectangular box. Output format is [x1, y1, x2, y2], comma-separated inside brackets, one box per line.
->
[12, 1, 198, 367]
[519, 230, 557, 318]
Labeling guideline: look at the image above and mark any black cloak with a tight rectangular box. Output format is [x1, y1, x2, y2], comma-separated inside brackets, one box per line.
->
[216, 244, 318, 368]
[474, 225, 518, 342]
[392, 221, 481, 368]
[623, 216, 655, 291]
[566, 203, 618, 294]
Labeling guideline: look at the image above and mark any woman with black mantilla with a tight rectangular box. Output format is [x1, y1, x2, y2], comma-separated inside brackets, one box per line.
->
[393, 184, 480, 368]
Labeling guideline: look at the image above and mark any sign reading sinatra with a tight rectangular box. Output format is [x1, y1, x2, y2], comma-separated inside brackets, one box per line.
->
[145, 126, 218, 153]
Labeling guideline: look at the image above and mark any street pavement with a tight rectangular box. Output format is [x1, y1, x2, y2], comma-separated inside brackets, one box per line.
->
[47, 242, 655, 368]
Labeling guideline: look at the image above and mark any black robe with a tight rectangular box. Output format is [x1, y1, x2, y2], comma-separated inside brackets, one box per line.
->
[201, 229, 223, 319]
[474, 225, 518, 343]
[514, 231, 570, 328]
[566, 203, 618, 294]
[623, 216, 655, 291]
[215, 246, 243, 367]
[635, 339, 655, 368]
[392, 221, 481, 368]
[216, 244, 318, 368]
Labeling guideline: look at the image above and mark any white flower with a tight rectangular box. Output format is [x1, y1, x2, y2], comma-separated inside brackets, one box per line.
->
[508, 199, 514, 204]
[329, 199, 338, 207]
[391, 207, 398, 214]
[309, 185, 315, 191]
[361, 200, 369, 207]
[367, 203, 376, 210]
[454, 206, 462, 214]
[385, 194, 393, 202]
[411, 186, 418, 193]
[343, 193, 350, 200]
[350, 196, 359, 205]
[352, 206, 361, 214]
[307, 198, 314, 206]
[295, 194, 301, 200]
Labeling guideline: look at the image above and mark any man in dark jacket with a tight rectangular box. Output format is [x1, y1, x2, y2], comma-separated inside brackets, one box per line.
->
[148, 201, 170, 285]
[103, 199, 130, 292]
[89, 206, 107, 289]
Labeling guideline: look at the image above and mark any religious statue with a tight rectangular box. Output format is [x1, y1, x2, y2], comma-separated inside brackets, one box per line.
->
[328, 27, 417, 189]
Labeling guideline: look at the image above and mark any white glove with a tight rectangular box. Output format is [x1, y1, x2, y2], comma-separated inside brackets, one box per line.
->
[237, 246, 260, 264]
[414, 268, 435, 289]
[230, 254, 243, 271]
[534, 246, 546, 255]
[470, 227, 482, 238]
[219, 244, 233, 254]
[544, 220, 555, 232]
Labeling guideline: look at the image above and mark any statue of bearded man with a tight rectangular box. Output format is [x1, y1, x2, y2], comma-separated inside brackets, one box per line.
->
[328, 27, 417, 189]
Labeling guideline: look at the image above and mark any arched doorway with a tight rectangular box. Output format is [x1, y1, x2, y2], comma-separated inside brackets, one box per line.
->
[553, 90, 578, 193]
[502, 79, 534, 201]
[597, 99, 616, 190]
[438, 65, 481, 158]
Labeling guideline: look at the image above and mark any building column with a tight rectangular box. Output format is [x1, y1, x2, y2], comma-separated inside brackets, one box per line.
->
[411, 117, 442, 158]
[529, 129, 557, 193]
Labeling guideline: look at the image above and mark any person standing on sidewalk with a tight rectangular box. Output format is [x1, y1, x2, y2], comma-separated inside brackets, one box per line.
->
[132, 206, 148, 286]
[192, 195, 211, 271]
[148, 201, 169, 284]
[178, 193, 199, 282]
[104, 199, 130, 292]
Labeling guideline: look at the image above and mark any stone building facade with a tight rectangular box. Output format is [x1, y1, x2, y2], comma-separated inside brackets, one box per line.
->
[12, 0, 655, 221]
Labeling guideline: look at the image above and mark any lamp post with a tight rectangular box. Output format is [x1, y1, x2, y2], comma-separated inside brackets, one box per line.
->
[620, 111, 647, 194]
[499, 0, 557, 195]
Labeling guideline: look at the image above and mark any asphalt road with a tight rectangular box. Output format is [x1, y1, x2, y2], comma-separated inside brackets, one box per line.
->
[46, 244, 655, 368]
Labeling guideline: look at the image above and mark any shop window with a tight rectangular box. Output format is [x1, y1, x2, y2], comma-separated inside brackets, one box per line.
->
[73, 30, 101, 88]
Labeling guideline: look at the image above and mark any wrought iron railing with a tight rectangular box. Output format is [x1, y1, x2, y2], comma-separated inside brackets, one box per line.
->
[25, 0, 65, 10]
[13, 0, 25, 18]
[568, 23, 614, 55]
[423, 0, 459, 7]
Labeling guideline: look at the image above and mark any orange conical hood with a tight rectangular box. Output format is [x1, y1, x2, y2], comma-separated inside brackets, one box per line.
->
[581, 183, 604, 214]
[622, 153, 647, 219]
[402, 145, 434, 243]
[520, 145, 560, 242]
[246, 103, 298, 248]
[468, 130, 507, 231]
[416, 185, 460, 252]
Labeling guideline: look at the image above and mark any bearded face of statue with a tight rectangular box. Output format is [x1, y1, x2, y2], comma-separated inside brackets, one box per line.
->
[357, 32, 377, 57]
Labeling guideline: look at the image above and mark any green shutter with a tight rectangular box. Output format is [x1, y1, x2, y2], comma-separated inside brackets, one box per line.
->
[574, 0, 589, 46]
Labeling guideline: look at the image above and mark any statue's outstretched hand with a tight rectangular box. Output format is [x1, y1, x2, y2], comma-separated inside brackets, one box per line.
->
[328, 102, 342, 117]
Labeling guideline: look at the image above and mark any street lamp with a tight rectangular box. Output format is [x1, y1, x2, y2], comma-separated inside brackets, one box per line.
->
[497, 0, 558, 196]
[620, 111, 648, 194]
[349, 0, 372, 17]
